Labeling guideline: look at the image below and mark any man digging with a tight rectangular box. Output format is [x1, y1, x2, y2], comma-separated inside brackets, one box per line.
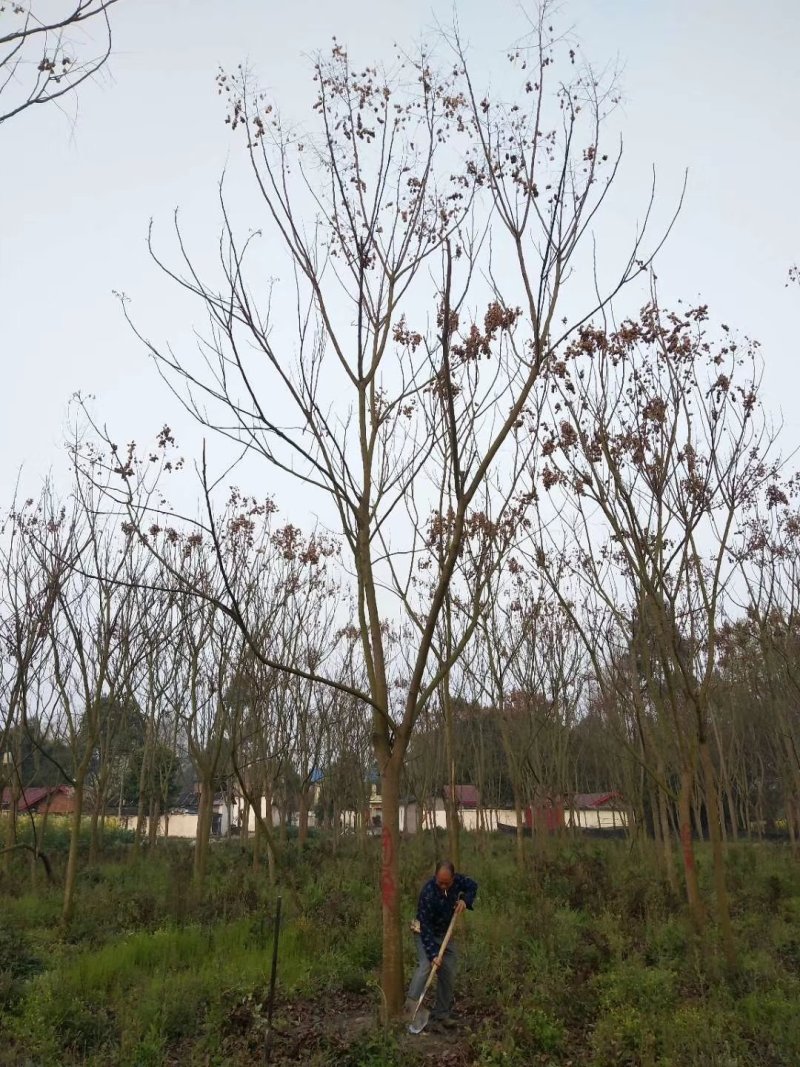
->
[405, 860, 478, 1033]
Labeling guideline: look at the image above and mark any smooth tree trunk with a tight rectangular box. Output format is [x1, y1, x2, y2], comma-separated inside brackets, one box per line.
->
[441, 682, 461, 868]
[298, 788, 310, 846]
[678, 767, 705, 938]
[194, 778, 213, 883]
[379, 759, 404, 1020]
[148, 796, 160, 846]
[692, 791, 705, 842]
[253, 816, 262, 872]
[1, 785, 19, 873]
[725, 781, 738, 842]
[700, 740, 736, 970]
[133, 737, 152, 851]
[89, 773, 110, 863]
[62, 775, 87, 925]
[89, 804, 101, 864]
[514, 791, 525, 870]
[657, 783, 678, 893]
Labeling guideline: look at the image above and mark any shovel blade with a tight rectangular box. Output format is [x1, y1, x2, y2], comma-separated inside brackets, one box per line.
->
[407, 1006, 430, 1035]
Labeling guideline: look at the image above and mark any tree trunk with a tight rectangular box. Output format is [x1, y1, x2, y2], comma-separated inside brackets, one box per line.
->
[379, 760, 403, 1020]
[194, 778, 212, 883]
[117, 755, 128, 821]
[148, 796, 160, 846]
[62, 776, 86, 925]
[442, 682, 461, 868]
[89, 804, 100, 864]
[2, 784, 19, 872]
[678, 767, 704, 937]
[133, 720, 154, 851]
[692, 791, 705, 842]
[725, 780, 738, 842]
[252, 809, 261, 872]
[514, 790, 525, 870]
[700, 740, 736, 970]
[298, 788, 310, 846]
[89, 776, 108, 864]
[656, 782, 678, 893]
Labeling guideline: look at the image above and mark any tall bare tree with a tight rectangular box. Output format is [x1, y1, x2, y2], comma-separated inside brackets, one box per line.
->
[121, 8, 670, 1013]
[0, 493, 66, 873]
[531, 297, 781, 967]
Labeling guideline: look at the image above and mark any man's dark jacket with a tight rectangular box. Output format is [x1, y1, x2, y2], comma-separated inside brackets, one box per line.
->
[416, 873, 478, 961]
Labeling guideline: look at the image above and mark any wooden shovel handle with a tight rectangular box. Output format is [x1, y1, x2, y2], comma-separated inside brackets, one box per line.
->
[436, 903, 461, 961]
[417, 900, 462, 1003]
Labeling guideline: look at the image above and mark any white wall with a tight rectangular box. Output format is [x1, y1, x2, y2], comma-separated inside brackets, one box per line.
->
[568, 808, 627, 829]
[157, 812, 199, 838]
[399, 803, 519, 833]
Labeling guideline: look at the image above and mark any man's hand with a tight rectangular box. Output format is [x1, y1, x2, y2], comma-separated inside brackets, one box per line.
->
[431, 955, 442, 970]
[455, 898, 467, 915]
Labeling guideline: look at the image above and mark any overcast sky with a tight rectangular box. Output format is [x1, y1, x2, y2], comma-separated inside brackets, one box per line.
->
[2, 0, 799, 512]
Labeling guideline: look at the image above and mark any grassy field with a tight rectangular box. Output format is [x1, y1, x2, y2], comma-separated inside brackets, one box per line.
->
[2, 824, 800, 1066]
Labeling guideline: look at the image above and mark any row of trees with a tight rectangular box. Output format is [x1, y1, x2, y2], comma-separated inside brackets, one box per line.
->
[1, 342, 798, 954]
[3, 0, 799, 1014]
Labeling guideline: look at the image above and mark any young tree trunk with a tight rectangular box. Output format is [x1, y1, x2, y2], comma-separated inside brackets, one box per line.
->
[148, 796, 160, 846]
[700, 740, 736, 970]
[656, 782, 678, 893]
[252, 809, 261, 872]
[379, 759, 404, 1019]
[133, 730, 152, 851]
[678, 767, 705, 937]
[442, 682, 461, 868]
[692, 791, 705, 842]
[266, 831, 276, 887]
[514, 790, 525, 871]
[62, 776, 86, 925]
[725, 780, 738, 842]
[89, 774, 109, 864]
[89, 804, 101, 864]
[2, 784, 19, 873]
[298, 788, 310, 846]
[194, 778, 213, 883]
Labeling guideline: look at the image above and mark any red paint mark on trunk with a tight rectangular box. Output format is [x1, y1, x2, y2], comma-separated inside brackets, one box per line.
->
[380, 826, 396, 908]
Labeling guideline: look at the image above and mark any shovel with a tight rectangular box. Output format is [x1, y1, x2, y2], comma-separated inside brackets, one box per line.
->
[407, 903, 461, 1035]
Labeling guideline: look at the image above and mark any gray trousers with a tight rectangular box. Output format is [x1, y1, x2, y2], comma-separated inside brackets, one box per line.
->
[407, 934, 458, 1019]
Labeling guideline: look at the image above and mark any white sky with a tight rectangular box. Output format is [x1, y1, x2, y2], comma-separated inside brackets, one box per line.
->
[2, 0, 799, 512]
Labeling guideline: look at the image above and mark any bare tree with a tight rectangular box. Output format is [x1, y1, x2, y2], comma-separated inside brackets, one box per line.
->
[733, 487, 800, 847]
[0, 493, 66, 875]
[21, 472, 143, 924]
[120, 7, 671, 1013]
[531, 297, 781, 967]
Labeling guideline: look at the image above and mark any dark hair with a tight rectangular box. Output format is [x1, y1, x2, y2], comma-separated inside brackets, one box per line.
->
[436, 860, 455, 876]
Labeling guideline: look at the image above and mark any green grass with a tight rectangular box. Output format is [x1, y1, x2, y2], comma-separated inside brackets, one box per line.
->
[2, 834, 800, 1065]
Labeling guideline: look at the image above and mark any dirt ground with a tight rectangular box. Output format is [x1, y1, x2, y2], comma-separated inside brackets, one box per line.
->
[212, 990, 490, 1066]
